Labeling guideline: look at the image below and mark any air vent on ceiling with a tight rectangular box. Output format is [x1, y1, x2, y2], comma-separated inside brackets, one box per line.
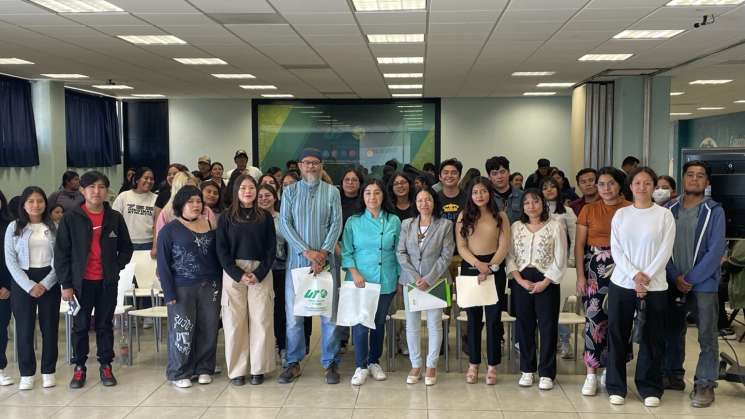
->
[208, 13, 286, 25]
[718, 59, 745, 65]
[282, 64, 330, 70]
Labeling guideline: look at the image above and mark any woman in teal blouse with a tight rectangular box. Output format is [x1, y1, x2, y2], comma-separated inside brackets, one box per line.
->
[341, 179, 401, 387]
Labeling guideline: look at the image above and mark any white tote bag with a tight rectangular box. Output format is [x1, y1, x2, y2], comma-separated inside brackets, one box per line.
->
[291, 267, 334, 317]
[336, 282, 381, 329]
[455, 274, 498, 308]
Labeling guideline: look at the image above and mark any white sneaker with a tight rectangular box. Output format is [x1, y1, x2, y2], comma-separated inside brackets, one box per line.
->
[42, 374, 56, 388]
[18, 376, 34, 391]
[581, 374, 598, 396]
[143, 318, 153, 329]
[560, 343, 574, 359]
[173, 378, 192, 388]
[609, 395, 625, 405]
[518, 372, 534, 387]
[368, 363, 387, 381]
[350, 368, 369, 386]
[198, 374, 212, 385]
[0, 370, 14, 386]
[538, 377, 554, 390]
[601, 369, 607, 387]
[644, 396, 660, 407]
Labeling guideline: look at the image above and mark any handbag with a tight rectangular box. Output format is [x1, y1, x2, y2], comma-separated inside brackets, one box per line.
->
[291, 267, 334, 317]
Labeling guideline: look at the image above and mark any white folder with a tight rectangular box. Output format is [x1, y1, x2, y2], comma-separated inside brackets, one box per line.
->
[455, 274, 498, 308]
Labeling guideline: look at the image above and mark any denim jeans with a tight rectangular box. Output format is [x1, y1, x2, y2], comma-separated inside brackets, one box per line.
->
[405, 305, 443, 369]
[353, 292, 395, 369]
[663, 291, 719, 388]
[558, 325, 571, 345]
[284, 269, 340, 368]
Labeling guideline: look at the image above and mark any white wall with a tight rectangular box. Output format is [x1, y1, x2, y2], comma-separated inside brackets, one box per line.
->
[441, 97, 573, 180]
[168, 99, 253, 171]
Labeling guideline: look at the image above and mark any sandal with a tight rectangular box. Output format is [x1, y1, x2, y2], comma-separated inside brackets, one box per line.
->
[425, 368, 437, 386]
[486, 366, 498, 385]
[406, 368, 421, 384]
[465, 364, 479, 384]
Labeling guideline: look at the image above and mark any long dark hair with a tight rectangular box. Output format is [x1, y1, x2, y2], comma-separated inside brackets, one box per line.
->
[61, 170, 79, 189]
[387, 171, 416, 208]
[0, 189, 10, 223]
[200, 180, 224, 213]
[355, 179, 393, 216]
[257, 183, 280, 212]
[14, 186, 55, 236]
[540, 177, 566, 214]
[519, 188, 550, 224]
[338, 167, 365, 194]
[459, 177, 502, 240]
[226, 173, 266, 224]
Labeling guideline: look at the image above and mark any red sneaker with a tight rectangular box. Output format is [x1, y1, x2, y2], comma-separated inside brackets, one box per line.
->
[69, 365, 86, 389]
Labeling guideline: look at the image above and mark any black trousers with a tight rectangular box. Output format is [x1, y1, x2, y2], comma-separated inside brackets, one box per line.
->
[10, 267, 61, 376]
[272, 269, 287, 351]
[462, 254, 504, 366]
[0, 294, 10, 370]
[606, 282, 667, 399]
[72, 280, 117, 367]
[512, 267, 560, 379]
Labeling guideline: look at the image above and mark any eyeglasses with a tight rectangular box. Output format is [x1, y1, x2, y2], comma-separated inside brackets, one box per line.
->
[301, 160, 321, 167]
[393, 181, 409, 187]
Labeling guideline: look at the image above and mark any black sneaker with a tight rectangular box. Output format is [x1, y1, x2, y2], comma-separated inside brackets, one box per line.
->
[70, 365, 86, 389]
[249, 374, 264, 385]
[325, 362, 340, 385]
[230, 376, 246, 386]
[277, 363, 301, 384]
[100, 364, 117, 387]
[665, 376, 685, 391]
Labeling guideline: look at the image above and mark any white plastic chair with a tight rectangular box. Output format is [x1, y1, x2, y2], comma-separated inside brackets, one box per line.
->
[125, 250, 161, 307]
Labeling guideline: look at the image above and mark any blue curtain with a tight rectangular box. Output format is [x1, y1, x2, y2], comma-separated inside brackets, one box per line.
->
[65, 90, 121, 167]
[0, 75, 39, 167]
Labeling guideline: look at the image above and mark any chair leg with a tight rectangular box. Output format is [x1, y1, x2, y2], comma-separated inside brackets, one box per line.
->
[574, 324, 579, 362]
[12, 317, 17, 363]
[456, 320, 462, 372]
[135, 316, 141, 352]
[154, 317, 160, 353]
[507, 323, 511, 361]
[127, 315, 133, 366]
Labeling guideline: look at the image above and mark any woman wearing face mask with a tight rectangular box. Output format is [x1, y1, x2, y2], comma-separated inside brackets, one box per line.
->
[575, 167, 631, 397]
[112, 167, 158, 251]
[652, 176, 676, 206]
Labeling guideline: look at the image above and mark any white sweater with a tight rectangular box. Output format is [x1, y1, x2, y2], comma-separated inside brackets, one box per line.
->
[548, 201, 577, 267]
[506, 219, 567, 284]
[610, 204, 676, 291]
[112, 190, 157, 244]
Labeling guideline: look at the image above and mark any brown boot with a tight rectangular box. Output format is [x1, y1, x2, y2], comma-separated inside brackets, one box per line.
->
[691, 385, 715, 408]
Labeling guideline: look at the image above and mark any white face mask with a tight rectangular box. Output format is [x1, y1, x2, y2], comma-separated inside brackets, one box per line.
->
[652, 188, 671, 204]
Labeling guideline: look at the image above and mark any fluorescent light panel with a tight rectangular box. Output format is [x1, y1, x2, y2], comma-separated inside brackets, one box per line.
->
[735, 100, 745, 103]
[239, 85, 277, 90]
[397, 105, 422, 108]
[29, 0, 123, 13]
[388, 84, 422, 89]
[689, 79, 732, 84]
[536, 82, 575, 88]
[670, 112, 692, 115]
[384, 73, 423, 78]
[670, 91, 685, 96]
[211, 73, 255, 79]
[579, 54, 633, 61]
[666, 0, 744, 5]
[367, 34, 424, 43]
[174, 58, 227, 65]
[352, 0, 426, 11]
[613, 29, 684, 39]
[92, 84, 132, 90]
[697, 106, 725, 110]
[392, 93, 422, 97]
[117, 35, 186, 45]
[377, 56, 423, 64]
[41, 73, 88, 78]
[262, 94, 293, 98]
[0, 58, 34, 64]
[512, 71, 555, 77]
[523, 92, 556, 96]
[131, 94, 164, 98]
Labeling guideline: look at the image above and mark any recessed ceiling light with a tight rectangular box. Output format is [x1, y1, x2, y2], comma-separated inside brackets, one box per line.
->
[523, 92, 557, 96]
[689, 79, 732, 85]
[397, 105, 422, 108]
[41, 73, 88, 79]
[670, 91, 685, 96]
[670, 112, 693, 116]
[536, 82, 575, 88]
[92, 84, 133, 90]
[697, 106, 725, 110]
[239, 85, 277, 90]
[384, 73, 423, 78]
[613, 30, 685, 39]
[29, 0, 123, 13]
[131, 94, 165, 98]
[211, 73, 255, 79]
[262, 94, 294, 98]
[735, 100, 745, 103]
[579, 54, 634, 61]
[117, 35, 186, 45]
[174, 58, 227, 65]
[512, 71, 556, 77]
[0, 58, 34, 64]
[377, 57, 424, 64]
[666, 0, 744, 5]
[388, 84, 422, 89]
[367, 34, 424, 44]
[392, 93, 422, 97]
[352, 0, 426, 12]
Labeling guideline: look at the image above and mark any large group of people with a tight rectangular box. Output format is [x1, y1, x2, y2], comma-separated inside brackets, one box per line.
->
[0, 146, 732, 411]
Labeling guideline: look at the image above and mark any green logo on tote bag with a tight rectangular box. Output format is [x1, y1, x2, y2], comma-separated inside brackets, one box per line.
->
[304, 289, 329, 299]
